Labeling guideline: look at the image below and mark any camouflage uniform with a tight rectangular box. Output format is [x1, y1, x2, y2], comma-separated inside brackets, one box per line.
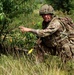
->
[30, 4, 74, 62]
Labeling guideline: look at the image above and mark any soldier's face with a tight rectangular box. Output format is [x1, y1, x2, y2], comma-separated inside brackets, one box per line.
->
[42, 14, 52, 22]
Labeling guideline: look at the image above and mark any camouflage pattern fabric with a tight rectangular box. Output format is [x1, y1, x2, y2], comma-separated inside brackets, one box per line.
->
[31, 17, 74, 62]
[39, 4, 55, 15]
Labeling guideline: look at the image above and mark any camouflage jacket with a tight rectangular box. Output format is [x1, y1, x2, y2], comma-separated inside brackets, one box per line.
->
[31, 17, 67, 47]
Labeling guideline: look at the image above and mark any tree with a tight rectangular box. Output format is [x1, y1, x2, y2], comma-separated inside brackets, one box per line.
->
[0, 0, 37, 54]
[45, 0, 74, 14]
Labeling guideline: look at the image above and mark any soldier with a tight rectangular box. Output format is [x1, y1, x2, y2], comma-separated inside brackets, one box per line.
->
[19, 4, 73, 62]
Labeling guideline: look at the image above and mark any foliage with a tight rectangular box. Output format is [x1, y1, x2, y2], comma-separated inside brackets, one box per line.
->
[0, 0, 39, 53]
[45, 0, 74, 14]
[6, 13, 42, 50]
[0, 0, 37, 15]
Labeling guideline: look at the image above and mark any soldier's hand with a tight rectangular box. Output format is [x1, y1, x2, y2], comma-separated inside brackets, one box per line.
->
[19, 26, 31, 33]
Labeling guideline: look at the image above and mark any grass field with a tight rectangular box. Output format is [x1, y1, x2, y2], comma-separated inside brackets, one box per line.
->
[0, 54, 74, 75]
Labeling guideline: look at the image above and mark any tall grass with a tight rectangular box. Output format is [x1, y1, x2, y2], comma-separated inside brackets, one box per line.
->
[0, 54, 74, 75]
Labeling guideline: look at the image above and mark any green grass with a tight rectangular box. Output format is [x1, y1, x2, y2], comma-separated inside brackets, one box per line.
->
[0, 54, 74, 75]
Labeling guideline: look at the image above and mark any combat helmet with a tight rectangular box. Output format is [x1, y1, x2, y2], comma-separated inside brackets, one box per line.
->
[39, 4, 55, 15]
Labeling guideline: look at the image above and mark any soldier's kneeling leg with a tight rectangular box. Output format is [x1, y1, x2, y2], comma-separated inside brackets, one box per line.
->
[61, 43, 72, 62]
[34, 45, 44, 63]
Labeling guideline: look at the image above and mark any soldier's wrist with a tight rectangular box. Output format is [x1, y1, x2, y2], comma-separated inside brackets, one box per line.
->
[30, 29, 38, 34]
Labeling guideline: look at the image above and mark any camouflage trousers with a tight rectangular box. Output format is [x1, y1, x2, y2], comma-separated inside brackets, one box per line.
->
[59, 38, 74, 62]
[34, 43, 56, 62]
[34, 39, 74, 63]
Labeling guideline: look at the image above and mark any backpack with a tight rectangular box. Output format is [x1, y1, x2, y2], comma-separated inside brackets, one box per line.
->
[58, 17, 74, 56]
[58, 17, 74, 38]
[58, 17, 74, 31]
